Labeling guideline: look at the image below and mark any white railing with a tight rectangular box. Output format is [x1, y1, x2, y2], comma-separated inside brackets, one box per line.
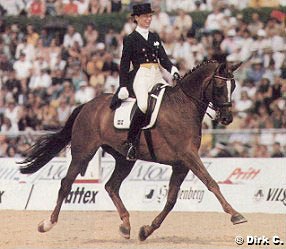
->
[1, 129, 285, 157]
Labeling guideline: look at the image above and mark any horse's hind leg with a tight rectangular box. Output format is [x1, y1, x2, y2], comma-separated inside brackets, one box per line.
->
[38, 158, 88, 232]
[103, 146, 135, 239]
[139, 165, 189, 241]
[185, 153, 247, 225]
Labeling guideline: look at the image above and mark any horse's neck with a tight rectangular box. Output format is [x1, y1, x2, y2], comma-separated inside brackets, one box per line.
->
[164, 85, 206, 121]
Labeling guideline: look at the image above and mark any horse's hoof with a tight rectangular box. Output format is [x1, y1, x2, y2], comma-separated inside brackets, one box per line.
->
[119, 224, 130, 239]
[138, 225, 150, 241]
[38, 219, 57, 233]
[231, 214, 247, 225]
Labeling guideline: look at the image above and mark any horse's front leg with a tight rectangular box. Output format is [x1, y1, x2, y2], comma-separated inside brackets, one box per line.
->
[184, 151, 247, 225]
[104, 150, 135, 239]
[139, 165, 189, 241]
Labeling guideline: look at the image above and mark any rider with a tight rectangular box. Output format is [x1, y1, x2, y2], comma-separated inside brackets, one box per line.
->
[117, 3, 180, 161]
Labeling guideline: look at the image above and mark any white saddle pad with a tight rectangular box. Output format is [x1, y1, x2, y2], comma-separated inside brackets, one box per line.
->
[114, 85, 168, 129]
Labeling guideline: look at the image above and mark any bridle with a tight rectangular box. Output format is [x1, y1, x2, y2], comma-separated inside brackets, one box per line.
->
[178, 71, 234, 119]
[212, 75, 234, 108]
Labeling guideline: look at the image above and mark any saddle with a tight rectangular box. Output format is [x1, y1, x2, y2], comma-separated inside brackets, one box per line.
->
[114, 83, 169, 129]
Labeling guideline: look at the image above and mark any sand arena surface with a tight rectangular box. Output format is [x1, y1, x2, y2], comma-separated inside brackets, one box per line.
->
[0, 211, 285, 249]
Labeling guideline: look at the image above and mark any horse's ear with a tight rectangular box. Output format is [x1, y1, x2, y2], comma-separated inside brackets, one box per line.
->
[229, 61, 243, 72]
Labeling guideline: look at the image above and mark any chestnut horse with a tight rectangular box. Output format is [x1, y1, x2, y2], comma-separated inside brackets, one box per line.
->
[20, 60, 246, 241]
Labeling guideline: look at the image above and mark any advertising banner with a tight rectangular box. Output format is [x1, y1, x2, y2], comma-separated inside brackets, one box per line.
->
[0, 157, 285, 213]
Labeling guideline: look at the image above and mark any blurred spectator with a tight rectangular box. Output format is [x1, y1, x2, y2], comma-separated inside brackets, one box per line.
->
[45, 0, 58, 16]
[0, 134, 8, 157]
[0, 0, 25, 16]
[57, 97, 72, 126]
[204, 6, 224, 32]
[63, 0, 79, 15]
[104, 70, 119, 93]
[89, 0, 100, 14]
[76, 0, 90, 15]
[26, 24, 40, 47]
[111, 0, 122, 12]
[173, 9, 192, 37]
[83, 23, 98, 54]
[3, 70, 22, 103]
[28, 0, 46, 18]
[271, 142, 284, 157]
[247, 12, 264, 36]
[98, 0, 111, 13]
[246, 58, 265, 84]
[75, 80, 95, 104]
[63, 25, 84, 49]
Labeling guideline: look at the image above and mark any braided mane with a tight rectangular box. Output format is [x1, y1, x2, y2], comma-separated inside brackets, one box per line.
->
[181, 60, 217, 80]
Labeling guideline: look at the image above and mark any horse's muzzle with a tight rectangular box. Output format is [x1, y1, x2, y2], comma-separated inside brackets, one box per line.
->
[218, 107, 233, 125]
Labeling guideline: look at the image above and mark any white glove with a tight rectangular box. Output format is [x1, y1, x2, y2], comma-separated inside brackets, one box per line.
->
[118, 87, 129, 100]
[171, 66, 181, 80]
[171, 66, 179, 76]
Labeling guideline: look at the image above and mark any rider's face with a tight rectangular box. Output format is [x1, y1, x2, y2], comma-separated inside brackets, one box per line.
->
[135, 13, 153, 29]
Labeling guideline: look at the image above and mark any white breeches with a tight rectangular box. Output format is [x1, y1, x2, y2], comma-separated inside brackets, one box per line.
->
[133, 66, 168, 113]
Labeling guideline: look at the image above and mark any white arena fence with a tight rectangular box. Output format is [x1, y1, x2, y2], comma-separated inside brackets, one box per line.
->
[0, 152, 285, 213]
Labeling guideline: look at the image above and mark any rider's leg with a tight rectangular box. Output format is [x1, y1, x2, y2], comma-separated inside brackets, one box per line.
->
[126, 68, 150, 161]
[126, 108, 146, 161]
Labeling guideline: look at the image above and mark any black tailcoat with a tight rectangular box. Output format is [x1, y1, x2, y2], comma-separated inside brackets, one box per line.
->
[119, 30, 173, 89]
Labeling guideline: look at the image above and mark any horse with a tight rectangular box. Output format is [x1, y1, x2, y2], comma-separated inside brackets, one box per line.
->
[19, 60, 247, 241]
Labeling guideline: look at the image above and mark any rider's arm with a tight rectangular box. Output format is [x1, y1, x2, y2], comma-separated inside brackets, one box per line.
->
[119, 36, 132, 88]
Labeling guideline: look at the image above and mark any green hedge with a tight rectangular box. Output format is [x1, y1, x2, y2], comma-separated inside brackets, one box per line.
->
[3, 6, 285, 37]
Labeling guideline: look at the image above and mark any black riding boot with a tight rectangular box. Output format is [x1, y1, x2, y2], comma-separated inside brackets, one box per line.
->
[126, 108, 146, 161]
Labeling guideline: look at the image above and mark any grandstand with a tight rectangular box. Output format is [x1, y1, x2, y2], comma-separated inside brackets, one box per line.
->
[0, 0, 285, 158]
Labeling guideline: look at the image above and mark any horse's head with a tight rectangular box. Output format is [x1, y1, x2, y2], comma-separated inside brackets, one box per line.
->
[208, 62, 242, 125]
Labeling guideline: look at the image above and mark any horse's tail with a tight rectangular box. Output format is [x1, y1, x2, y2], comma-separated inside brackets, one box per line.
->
[19, 104, 85, 174]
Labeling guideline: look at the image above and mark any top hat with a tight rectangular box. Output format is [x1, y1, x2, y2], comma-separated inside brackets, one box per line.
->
[131, 3, 154, 16]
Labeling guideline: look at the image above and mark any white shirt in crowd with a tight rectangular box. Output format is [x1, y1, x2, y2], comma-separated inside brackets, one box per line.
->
[75, 84, 95, 104]
[29, 71, 52, 90]
[13, 59, 32, 79]
[63, 32, 84, 48]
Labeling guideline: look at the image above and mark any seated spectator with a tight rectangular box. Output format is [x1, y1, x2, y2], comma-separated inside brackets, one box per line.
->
[104, 70, 119, 94]
[246, 58, 265, 84]
[75, 80, 95, 104]
[234, 90, 253, 117]
[45, 0, 58, 16]
[26, 24, 39, 47]
[271, 142, 284, 157]
[28, 68, 52, 97]
[98, 0, 111, 14]
[247, 12, 264, 36]
[83, 23, 98, 54]
[57, 97, 72, 126]
[63, 25, 83, 49]
[63, 0, 78, 15]
[0, 134, 8, 157]
[40, 102, 59, 130]
[111, 0, 121, 12]
[13, 52, 32, 92]
[89, 0, 100, 14]
[59, 80, 75, 105]
[76, 0, 89, 15]
[28, 0, 46, 18]
[2, 70, 22, 103]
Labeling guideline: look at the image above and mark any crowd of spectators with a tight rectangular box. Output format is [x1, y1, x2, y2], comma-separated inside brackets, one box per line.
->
[0, 0, 285, 158]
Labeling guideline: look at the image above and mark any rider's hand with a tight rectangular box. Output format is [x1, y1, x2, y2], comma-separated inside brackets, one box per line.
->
[171, 66, 181, 80]
[118, 87, 129, 100]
